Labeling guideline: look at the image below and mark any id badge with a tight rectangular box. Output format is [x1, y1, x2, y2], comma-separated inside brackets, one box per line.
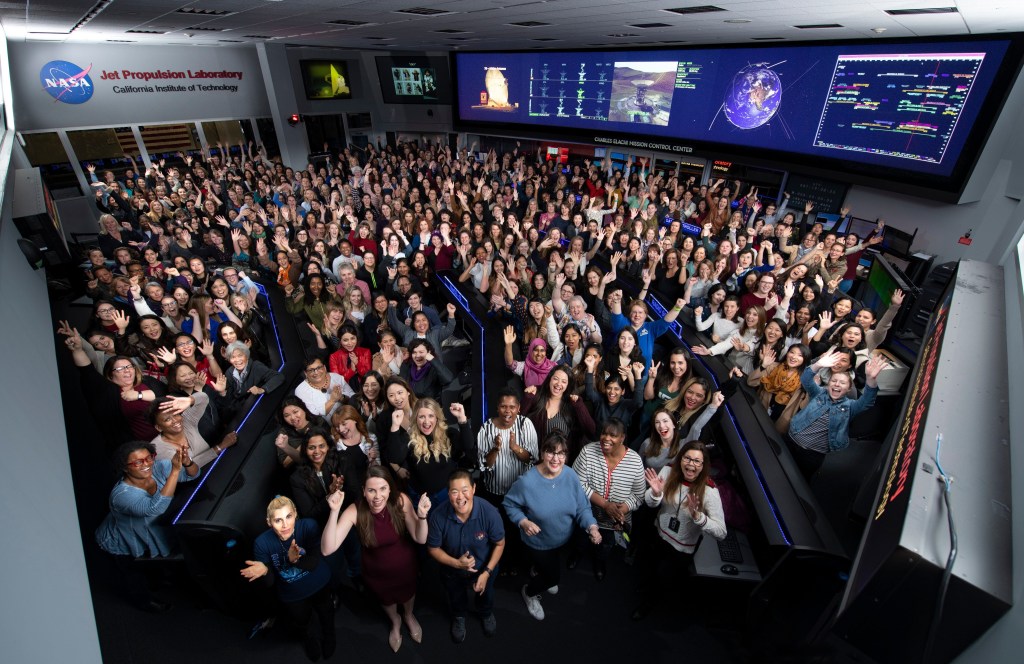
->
[668, 517, 681, 533]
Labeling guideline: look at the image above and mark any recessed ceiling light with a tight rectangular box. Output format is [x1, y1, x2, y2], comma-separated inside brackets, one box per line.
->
[509, 21, 550, 27]
[176, 8, 234, 16]
[794, 24, 844, 29]
[630, 23, 673, 29]
[325, 19, 369, 26]
[395, 7, 451, 16]
[885, 7, 958, 16]
[607, 33, 639, 38]
[724, 19, 751, 24]
[663, 5, 726, 15]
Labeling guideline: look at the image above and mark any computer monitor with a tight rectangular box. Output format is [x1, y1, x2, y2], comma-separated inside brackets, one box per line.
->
[861, 254, 912, 313]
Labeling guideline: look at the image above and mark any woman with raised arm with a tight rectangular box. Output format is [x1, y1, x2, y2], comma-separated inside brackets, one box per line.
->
[786, 349, 886, 478]
[240, 497, 336, 661]
[641, 347, 693, 428]
[747, 344, 812, 422]
[96, 442, 200, 612]
[504, 325, 557, 389]
[691, 305, 766, 375]
[387, 400, 471, 503]
[633, 440, 727, 619]
[321, 467, 431, 652]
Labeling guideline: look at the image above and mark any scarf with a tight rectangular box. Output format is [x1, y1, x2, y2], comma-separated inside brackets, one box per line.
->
[761, 365, 802, 405]
[409, 361, 430, 384]
[522, 338, 558, 388]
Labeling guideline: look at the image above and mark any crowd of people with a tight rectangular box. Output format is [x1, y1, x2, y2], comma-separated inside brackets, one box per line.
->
[62, 137, 906, 660]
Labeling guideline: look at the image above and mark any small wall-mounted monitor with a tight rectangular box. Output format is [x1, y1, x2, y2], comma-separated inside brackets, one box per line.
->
[300, 60, 352, 100]
[374, 56, 450, 104]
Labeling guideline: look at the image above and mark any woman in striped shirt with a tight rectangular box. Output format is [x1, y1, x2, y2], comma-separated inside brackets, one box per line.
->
[570, 418, 646, 580]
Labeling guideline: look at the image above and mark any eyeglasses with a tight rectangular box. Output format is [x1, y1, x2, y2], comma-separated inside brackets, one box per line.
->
[544, 450, 567, 459]
[96, 308, 116, 314]
[175, 340, 196, 348]
[111, 365, 135, 373]
[126, 454, 155, 469]
[681, 456, 704, 467]
[306, 365, 326, 374]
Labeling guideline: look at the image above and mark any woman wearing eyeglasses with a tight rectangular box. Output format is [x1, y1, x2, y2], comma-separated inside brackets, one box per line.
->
[95, 441, 200, 611]
[632, 440, 726, 620]
[63, 324, 168, 444]
[503, 432, 601, 621]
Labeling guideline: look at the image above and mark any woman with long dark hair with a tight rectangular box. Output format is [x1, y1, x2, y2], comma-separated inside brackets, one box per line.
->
[641, 347, 693, 427]
[747, 344, 811, 421]
[632, 440, 726, 619]
[321, 466, 431, 652]
[521, 365, 596, 461]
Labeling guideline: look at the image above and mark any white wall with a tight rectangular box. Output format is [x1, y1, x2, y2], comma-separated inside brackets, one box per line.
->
[953, 212, 1024, 663]
[0, 146, 103, 664]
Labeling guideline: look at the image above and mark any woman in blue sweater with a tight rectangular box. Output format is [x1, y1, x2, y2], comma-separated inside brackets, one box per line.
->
[503, 432, 602, 621]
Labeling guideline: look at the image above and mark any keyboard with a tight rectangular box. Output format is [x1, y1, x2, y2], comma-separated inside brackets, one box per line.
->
[717, 531, 744, 564]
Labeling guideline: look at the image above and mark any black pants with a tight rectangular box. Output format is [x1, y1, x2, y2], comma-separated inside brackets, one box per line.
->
[574, 525, 619, 566]
[785, 436, 826, 479]
[280, 584, 335, 642]
[107, 552, 174, 608]
[637, 536, 694, 606]
[440, 569, 496, 618]
[524, 546, 561, 597]
[478, 486, 526, 572]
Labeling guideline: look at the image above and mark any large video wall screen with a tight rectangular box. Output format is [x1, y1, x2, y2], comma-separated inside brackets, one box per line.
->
[453, 38, 1021, 187]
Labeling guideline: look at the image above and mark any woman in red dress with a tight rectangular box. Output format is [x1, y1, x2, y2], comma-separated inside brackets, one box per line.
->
[321, 466, 431, 652]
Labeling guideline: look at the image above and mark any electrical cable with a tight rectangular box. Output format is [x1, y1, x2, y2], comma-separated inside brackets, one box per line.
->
[922, 433, 958, 664]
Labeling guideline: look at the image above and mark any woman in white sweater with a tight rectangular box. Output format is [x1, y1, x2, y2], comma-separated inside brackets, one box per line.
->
[632, 440, 727, 619]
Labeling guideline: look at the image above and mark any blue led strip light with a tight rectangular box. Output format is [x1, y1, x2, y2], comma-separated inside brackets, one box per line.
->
[439, 275, 487, 421]
[173, 282, 285, 524]
[648, 294, 791, 546]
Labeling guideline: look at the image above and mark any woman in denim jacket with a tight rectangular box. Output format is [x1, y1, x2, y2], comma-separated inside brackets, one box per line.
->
[786, 349, 886, 478]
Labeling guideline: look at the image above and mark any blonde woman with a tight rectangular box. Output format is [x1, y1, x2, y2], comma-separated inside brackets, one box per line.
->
[341, 284, 371, 324]
[384, 398, 471, 503]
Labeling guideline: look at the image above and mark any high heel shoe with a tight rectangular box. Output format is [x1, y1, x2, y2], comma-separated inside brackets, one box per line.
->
[388, 631, 402, 653]
[405, 616, 423, 643]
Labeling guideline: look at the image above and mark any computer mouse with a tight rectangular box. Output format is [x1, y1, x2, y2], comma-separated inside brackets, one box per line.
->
[720, 564, 739, 576]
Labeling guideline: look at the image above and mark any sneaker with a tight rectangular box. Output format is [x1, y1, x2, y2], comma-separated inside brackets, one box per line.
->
[546, 585, 559, 595]
[521, 585, 545, 621]
[481, 613, 497, 637]
[450, 616, 466, 643]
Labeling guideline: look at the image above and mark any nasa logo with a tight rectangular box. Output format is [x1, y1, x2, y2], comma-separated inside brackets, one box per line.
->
[40, 60, 95, 104]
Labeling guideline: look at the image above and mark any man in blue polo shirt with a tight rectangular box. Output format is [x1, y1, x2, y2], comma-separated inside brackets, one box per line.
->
[428, 469, 505, 643]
